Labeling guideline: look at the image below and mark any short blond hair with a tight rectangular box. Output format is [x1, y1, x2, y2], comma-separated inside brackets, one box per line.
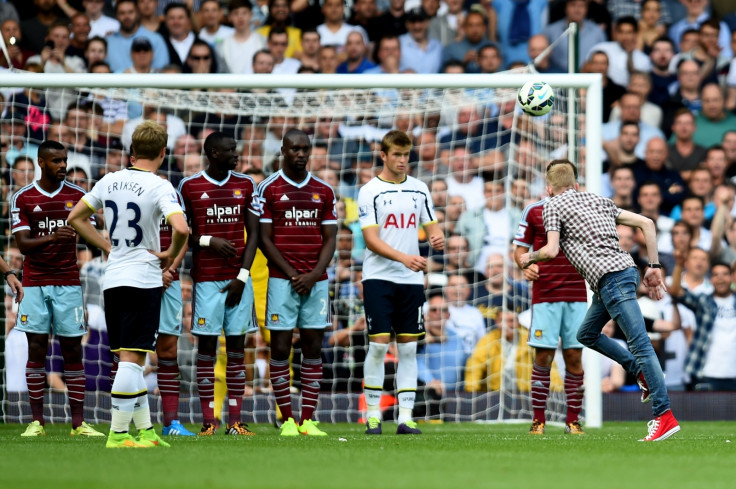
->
[381, 129, 412, 154]
[131, 120, 168, 160]
[546, 159, 576, 190]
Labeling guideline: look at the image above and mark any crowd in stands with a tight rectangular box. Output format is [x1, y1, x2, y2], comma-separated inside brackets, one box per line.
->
[2, 0, 736, 420]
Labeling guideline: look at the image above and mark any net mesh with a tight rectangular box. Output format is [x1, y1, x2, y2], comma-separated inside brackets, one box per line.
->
[1, 69, 589, 426]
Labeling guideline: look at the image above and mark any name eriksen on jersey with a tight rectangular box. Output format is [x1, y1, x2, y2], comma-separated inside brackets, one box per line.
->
[108, 181, 145, 196]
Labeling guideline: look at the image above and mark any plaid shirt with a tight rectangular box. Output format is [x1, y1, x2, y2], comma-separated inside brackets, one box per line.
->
[543, 190, 635, 293]
[607, 0, 673, 24]
[681, 290, 736, 378]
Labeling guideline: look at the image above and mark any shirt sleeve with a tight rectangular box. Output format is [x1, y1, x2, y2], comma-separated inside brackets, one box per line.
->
[357, 184, 377, 229]
[10, 192, 29, 233]
[157, 181, 184, 221]
[322, 185, 337, 225]
[542, 201, 560, 233]
[513, 203, 535, 247]
[247, 179, 260, 216]
[258, 184, 272, 223]
[419, 182, 436, 225]
[81, 177, 104, 212]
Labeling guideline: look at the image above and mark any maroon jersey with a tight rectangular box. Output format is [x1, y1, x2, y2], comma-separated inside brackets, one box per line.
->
[11, 181, 86, 286]
[159, 192, 185, 281]
[178, 171, 258, 282]
[257, 171, 337, 280]
[513, 199, 587, 304]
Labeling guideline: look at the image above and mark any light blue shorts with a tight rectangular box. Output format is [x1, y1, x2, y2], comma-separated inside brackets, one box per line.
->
[159, 281, 183, 336]
[527, 301, 587, 350]
[16, 286, 85, 337]
[266, 278, 330, 331]
[192, 279, 256, 336]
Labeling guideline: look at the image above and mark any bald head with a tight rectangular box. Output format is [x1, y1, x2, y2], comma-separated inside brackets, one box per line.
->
[644, 137, 667, 170]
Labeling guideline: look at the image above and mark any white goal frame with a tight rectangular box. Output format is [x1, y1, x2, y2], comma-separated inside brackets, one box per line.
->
[0, 72, 604, 427]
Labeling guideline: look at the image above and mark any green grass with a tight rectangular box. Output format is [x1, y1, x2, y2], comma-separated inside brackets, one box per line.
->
[1, 421, 734, 489]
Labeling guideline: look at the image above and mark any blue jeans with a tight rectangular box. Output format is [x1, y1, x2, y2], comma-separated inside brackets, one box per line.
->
[576, 267, 671, 416]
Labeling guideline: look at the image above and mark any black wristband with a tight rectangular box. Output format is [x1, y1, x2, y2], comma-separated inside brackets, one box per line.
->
[648, 263, 662, 269]
[4, 270, 17, 280]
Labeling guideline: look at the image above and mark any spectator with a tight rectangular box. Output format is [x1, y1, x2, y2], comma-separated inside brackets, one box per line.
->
[465, 310, 559, 392]
[124, 37, 156, 73]
[0, 2, 19, 25]
[637, 0, 668, 54]
[337, 30, 376, 73]
[709, 184, 736, 265]
[268, 27, 301, 74]
[602, 121, 644, 177]
[82, 0, 120, 38]
[609, 71, 662, 128]
[444, 146, 485, 211]
[702, 145, 730, 188]
[680, 194, 715, 250]
[256, 0, 303, 58]
[668, 0, 732, 60]
[0, 20, 34, 69]
[365, 35, 402, 74]
[371, 0, 408, 42]
[491, 0, 546, 67]
[694, 84, 736, 148]
[542, 0, 606, 73]
[602, 92, 666, 159]
[423, 0, 455, 46]
[317, 0, 368, 48]
[215, 0, 266, 74]
[670, 256, 736, 391]
[663, 59, 703, 137]
[1, 112, 38, 169]
[198, 0, 235, 47]
[20, 0, 66, 55]
[27, 22, 86, 74]
[471, 253, 527, 328]
[667, 109, 707, 180]
[672, 167, 716, 224]
[184, 39, 217, 73]
[432, 234, 471, 273]
[722, 130, 736, 172]
[729, 31, 736, 111]
[648, 36, 678, 107]
[299, 27, 321, 70]
[682, 246, 714, 293]
[105, 0, 170, 73]
[347, 0, 380, 43]
[399, 7, 442, 74]
[68, 13, 92, 61]
[444, 273, 486, 356]
[527, 34, 560, 74]
[671, 18, 730, 87]
[636, 180, 676, 251]
[161, 3, 197, 70]
[586, 50, 627, 123]
[677, 27, 700, 53]
[456, 179, 510, 272]
[137, 0, 162, 33]
[84, 36, 108, 69]
[587, 16, 651, 87]
[413, 131, 447, 183]
[477, 44, 502, 74]
[610, 166, 637, 212]
[442, 10, 491, 74]
[318, 44, 339, 73]
[631, 137, 687, 215]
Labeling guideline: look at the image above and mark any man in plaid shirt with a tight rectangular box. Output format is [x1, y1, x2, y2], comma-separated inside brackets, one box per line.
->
[521, 160, 680, 442]
[669, 253, 736, 390]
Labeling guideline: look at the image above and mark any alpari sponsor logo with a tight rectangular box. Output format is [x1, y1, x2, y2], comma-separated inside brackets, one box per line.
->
[38, 217, 69, 234]
[206, 204, 241, 223]
[383, 213, 417, 229]
[284, 206, 318, 226]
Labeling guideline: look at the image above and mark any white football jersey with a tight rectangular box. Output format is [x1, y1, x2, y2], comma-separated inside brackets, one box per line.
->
[358, 175, 436, 285]
[83, 168, 184, 290]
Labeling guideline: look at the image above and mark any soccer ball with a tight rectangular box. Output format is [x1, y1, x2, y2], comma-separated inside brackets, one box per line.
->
[517, 81, 555, 116]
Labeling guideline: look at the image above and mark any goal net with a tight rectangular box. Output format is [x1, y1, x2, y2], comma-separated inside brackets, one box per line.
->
[0, 71, 602, 427]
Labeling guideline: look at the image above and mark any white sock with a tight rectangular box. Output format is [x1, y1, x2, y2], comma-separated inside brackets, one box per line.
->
[396, 342, 418, 424]
[363, 342, 389, 421]
[132, 372, 152, 431]
[110, 362, 144, 433]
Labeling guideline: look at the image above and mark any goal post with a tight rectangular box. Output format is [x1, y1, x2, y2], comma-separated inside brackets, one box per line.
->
[0, 71, 603, 427]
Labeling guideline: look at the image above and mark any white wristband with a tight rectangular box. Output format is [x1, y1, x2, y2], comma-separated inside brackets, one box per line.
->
[237, 268, 250, 283]
[199, 235, 212, 247]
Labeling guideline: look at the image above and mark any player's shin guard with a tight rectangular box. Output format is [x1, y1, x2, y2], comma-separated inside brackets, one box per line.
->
[196, 353, 217, 425]
[157, 358, 180, 427]
[531, 363, 551, 423]
[225, 350, 246, 424]
[269, 358, 293, 421]
[26, 361, 46, 424]
[565, 370, 585, 424]
[64, 363, 86, 428]
[364, 342, 389, 420]
[110, 362, 145, 433]
[396, 342, 418, 424]
[300, 357, 322, 422]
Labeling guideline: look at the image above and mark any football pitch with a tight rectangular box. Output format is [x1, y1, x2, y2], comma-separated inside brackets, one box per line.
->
[1, 422, 733, 489]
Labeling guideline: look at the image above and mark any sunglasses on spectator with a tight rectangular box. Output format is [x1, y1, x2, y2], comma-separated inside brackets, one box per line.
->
[190, 54, 211, 61]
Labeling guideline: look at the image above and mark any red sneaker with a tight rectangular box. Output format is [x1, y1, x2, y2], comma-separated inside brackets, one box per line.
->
[637, 372, 651, 404]
[639, 410, 680, 442]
